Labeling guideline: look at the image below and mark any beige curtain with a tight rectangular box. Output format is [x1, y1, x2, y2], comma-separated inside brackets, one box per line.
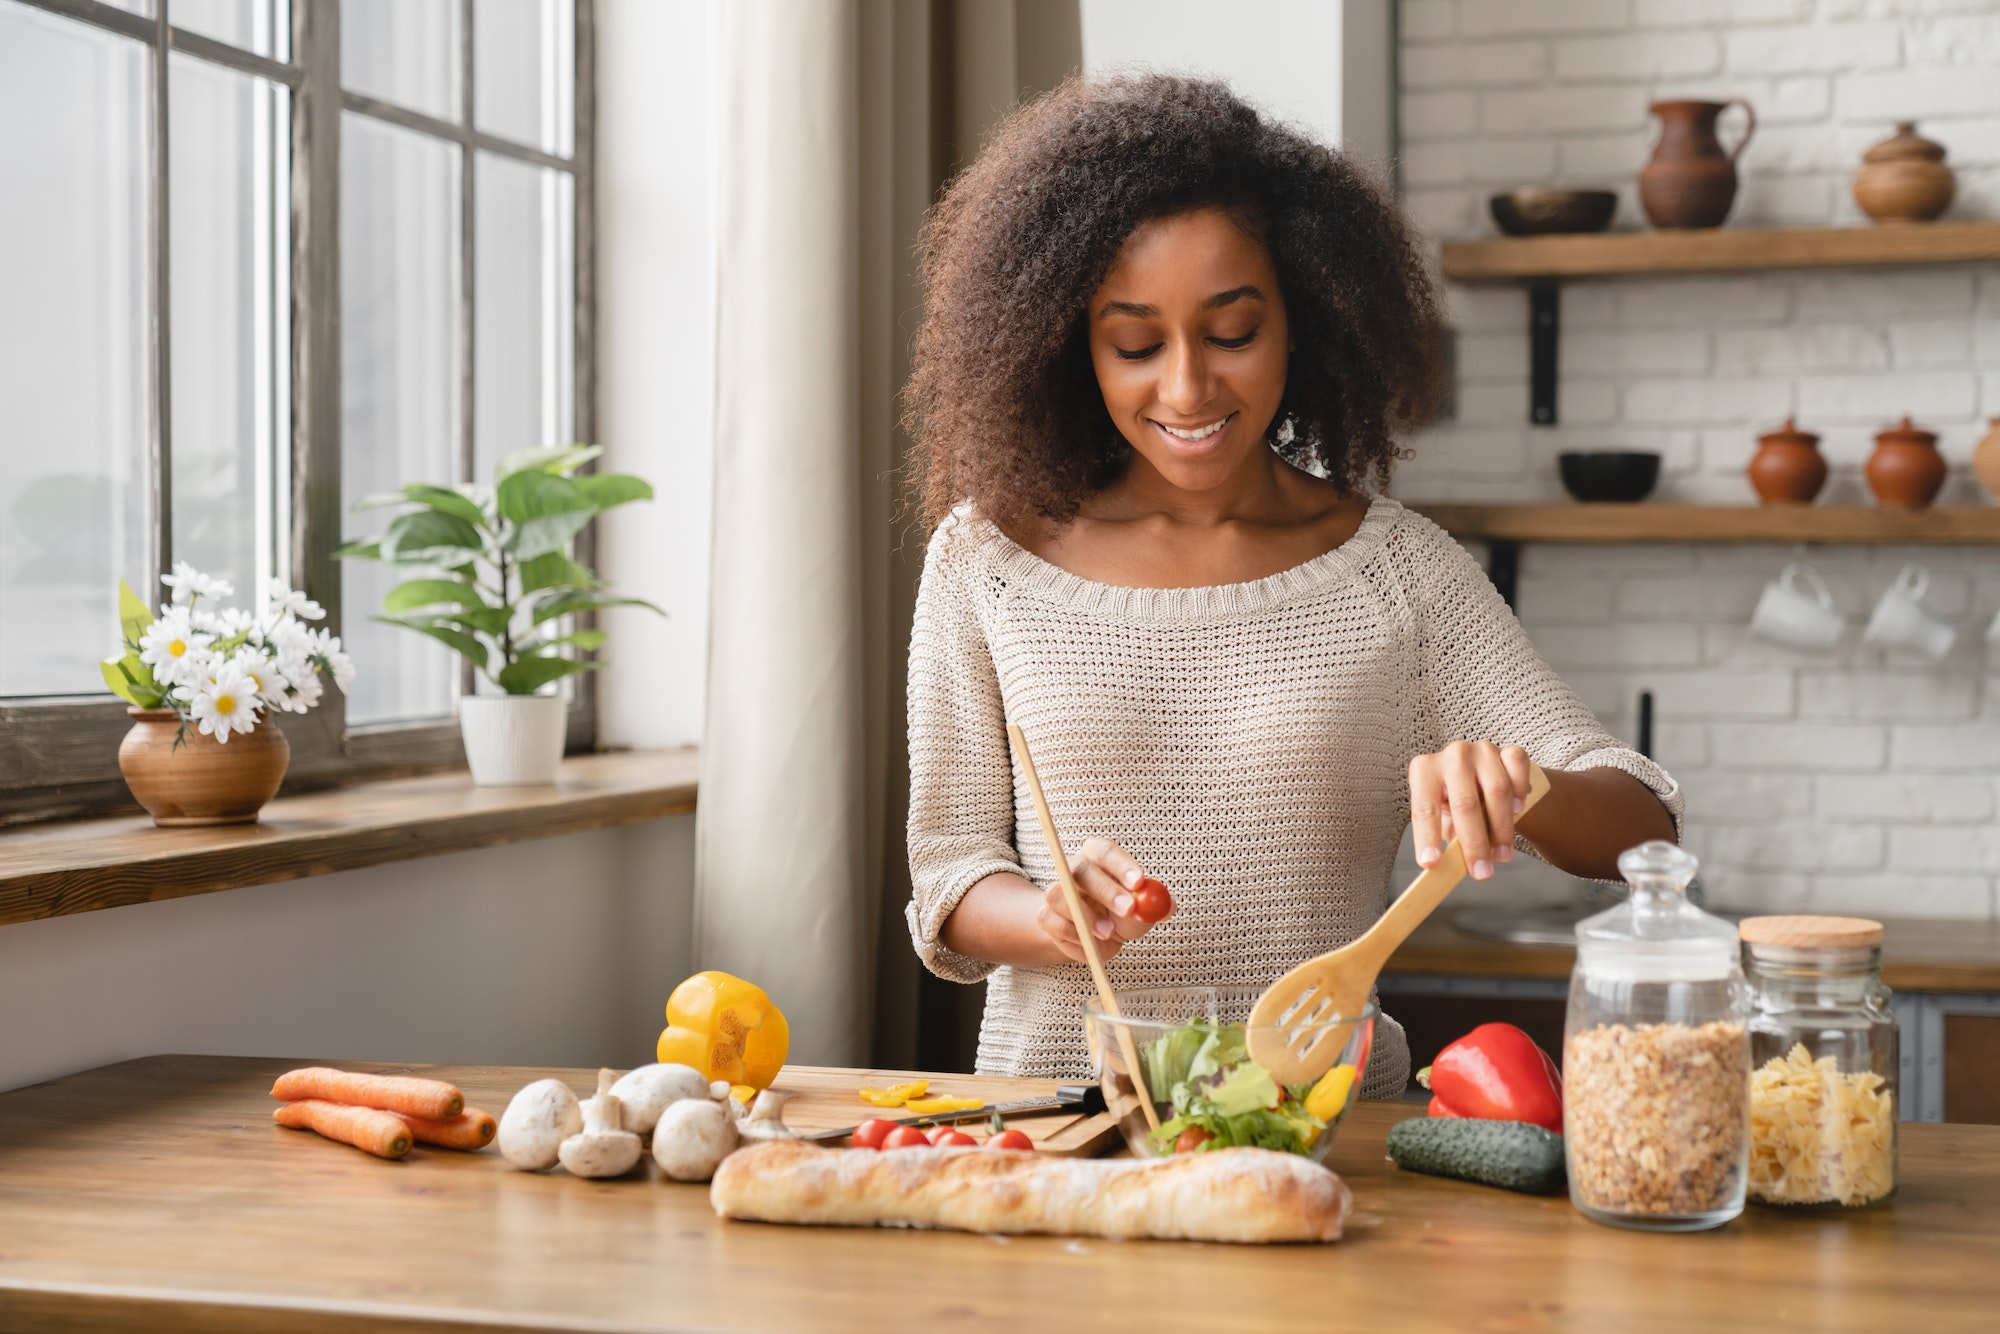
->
[699, 0, 1077, 1069]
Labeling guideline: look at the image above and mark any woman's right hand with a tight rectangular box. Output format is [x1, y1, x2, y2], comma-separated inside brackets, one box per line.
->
[1036, 836, 1169, 965]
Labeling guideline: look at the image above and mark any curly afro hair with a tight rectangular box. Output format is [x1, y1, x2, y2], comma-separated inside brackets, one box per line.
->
[903, 73, 1445, 534]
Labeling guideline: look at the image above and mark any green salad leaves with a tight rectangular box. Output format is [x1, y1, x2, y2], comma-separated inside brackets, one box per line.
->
[1144, 1019, 1325, 1155]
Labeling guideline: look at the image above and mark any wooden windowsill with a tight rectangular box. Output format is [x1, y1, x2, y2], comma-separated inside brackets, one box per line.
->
[0, 749, 699, 928]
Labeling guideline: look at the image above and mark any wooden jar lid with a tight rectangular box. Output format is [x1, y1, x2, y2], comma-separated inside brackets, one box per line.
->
[1738, 915, 1883, 948]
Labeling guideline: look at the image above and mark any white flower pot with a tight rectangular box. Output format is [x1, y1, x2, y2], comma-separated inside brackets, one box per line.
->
[459, 694, 567, 785]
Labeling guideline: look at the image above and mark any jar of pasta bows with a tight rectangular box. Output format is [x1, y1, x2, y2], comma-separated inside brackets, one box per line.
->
[1741, 916, 1898, 1210]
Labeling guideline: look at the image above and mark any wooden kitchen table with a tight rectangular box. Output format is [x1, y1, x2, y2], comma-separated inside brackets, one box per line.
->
[3, 1057, 1997, 1333]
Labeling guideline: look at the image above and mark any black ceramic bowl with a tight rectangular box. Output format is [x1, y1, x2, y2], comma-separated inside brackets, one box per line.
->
[1558, 451, 1660, 503]
[1490, 188, 1618, 236]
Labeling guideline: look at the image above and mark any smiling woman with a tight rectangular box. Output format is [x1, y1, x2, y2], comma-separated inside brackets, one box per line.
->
[900, 74, 1682, 1098]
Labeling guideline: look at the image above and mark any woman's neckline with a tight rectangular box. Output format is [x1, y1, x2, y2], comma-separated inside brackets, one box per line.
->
[977, 494, 1404, 619]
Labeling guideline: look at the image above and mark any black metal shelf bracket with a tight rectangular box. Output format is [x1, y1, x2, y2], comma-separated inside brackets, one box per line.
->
[1529, 280, 1558, 426]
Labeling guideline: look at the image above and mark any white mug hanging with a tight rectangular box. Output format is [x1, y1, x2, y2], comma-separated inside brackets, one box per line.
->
[1863, 564, 1956, 660]
[1749, 562, 1844, 651]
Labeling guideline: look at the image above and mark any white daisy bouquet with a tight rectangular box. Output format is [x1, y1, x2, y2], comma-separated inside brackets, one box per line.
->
[102, 563, 355, 743]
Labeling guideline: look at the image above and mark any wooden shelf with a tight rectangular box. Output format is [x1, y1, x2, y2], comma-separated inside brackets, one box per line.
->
[1412, 503, 2000, 545]
[0, 748, 699, 927]
[1441, 220, 2000, 284]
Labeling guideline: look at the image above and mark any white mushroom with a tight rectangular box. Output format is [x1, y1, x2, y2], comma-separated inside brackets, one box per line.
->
[736, 1088, 799, 1143]
[498, 1078, 583, 1171]
[605, 1063, 711, 1137]
[652, 1096, 739, 1181]
[710, 1079, 733, 1102]
[558, 1069, 643, 1179]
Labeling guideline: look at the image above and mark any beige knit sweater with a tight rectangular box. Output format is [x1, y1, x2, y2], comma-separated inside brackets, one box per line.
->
[905, 497, 1681, 1098]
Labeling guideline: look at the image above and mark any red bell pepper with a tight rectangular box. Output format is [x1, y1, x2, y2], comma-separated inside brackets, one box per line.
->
[1416, 1023, 1564, 1134]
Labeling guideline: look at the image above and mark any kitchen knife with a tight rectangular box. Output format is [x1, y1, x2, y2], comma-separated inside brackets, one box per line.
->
[803, 1084, 1106, 1143]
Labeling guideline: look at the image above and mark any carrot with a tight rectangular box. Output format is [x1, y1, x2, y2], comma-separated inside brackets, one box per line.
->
[270, 1067, 463, 1120]
[273, 1100, 413, 1159]
[393, 1107, 498, 1151]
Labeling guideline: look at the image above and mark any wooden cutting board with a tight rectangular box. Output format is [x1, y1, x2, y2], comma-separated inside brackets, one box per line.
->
[769, 1065, 1122, 1156]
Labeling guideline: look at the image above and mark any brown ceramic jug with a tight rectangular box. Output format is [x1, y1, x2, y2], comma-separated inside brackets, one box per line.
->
[1748, 417, 1827, 506]
[1972, 417, 2000, 502]
[1639, 99, 1756, 230]
[118, 706, 291, 825]
[1865, 416, 1947, 510]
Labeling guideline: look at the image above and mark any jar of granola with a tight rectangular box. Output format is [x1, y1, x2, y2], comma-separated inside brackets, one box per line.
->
[1564, 841, 1749, 1231]
[1741, 915, 1897, 1210]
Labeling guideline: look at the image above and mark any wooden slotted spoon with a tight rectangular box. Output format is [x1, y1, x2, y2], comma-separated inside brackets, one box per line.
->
[1246, 762, 1552, 1086]
[1006, 723, 1161, 1132]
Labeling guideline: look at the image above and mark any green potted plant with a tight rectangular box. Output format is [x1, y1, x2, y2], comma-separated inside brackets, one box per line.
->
[335, 445, 660, 785]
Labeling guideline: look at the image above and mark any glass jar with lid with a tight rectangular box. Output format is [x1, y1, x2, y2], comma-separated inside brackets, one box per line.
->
[1564, 840, 1749, 1231]
[1740, 915, 1897, 1210]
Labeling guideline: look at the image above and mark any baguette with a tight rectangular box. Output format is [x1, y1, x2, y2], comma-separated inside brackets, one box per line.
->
[710, 1141, 1352, 1244]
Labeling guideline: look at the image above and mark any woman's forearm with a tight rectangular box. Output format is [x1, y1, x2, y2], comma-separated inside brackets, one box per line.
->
[1515, 766, 1677, 881]
[940, 871, 1073, 969]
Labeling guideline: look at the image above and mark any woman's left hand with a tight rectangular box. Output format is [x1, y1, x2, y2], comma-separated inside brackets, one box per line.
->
[1408, 740, 1533, 882]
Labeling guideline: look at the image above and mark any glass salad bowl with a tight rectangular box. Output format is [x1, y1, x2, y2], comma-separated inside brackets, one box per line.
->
[1082, 987, 1376, 1163]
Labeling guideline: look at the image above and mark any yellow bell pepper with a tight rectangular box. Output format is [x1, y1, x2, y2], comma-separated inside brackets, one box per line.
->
[655, 970, 790, 1091]
[1304, 1063, 1358, 1124]
[905, 1095, 984, 1116]
[729, 1084, 758, 1104]
[859, 1080, 929, 1108]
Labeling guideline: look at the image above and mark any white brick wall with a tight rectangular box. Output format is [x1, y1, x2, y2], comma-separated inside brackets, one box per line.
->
[1393, 2, 2000, 918]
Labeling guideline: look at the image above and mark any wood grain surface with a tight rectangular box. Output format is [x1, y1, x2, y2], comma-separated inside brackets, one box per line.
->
[0, 749, 698, 927]
[1386, 913, 2000, 995]
[1410, 503, 2000, 545]
[2, 1055, 1997, 1333]
[1439, 219, 2000, 282]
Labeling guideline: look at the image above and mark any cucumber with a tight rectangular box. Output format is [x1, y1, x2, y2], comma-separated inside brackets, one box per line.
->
[1386, 1116, 1567, 1195]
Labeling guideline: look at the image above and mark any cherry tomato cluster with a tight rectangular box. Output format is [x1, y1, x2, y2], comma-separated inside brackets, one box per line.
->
[850, 1119, 1034, 1152]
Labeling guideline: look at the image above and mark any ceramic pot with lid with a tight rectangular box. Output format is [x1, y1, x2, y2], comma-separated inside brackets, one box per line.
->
[1639, 99, 1755, 230]
[1564, 842, 1749, 1232]
[1865, 416, 1947, 510]
[1747, 417, 1827, 505]
[1971, 417, 2000, 502]
[1853, 122, 1955, 224]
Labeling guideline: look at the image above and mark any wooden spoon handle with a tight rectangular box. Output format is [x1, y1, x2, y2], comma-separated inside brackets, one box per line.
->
[1350, 762, 1553, 973]
[1006, 723, 1160, 1131]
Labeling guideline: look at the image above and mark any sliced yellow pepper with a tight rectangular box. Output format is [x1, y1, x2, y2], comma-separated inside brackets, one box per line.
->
[858, 1079, 930, 1108]
[655, 970, 791, 1091]
[905, 1095, 984, 1116]
[729, 1084, 758, 1104]
[1304, 1063, 1358, 1124]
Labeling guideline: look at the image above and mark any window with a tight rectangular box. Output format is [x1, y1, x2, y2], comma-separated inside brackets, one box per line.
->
[0, 0, 593, 824]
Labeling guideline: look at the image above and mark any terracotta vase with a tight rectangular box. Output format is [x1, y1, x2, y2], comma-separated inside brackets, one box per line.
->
[1853, 122, 1955, 224]
[1747, 417, 1828, 505]
[1973, 417, 2000, 503]
[1639, 98, 1756, 230]
[118, 707, 290, 826]
[1864, 416, 1947, 511]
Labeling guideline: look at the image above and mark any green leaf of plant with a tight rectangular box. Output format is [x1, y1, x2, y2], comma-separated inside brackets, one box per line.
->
[117, 579, 155, 646]
[440, 606, 514, 637]
[497, 444, 602, 479]
[381, 510, 484, 563]
[529, 591, 666, 625]
[518, 628, 608, 656]
[100, 656, 166, 707]
[519, 552, 601, 593]
[332, 539, 382, 562]
[505, 511, 596, 561]
[496, 468, 590, 524]
[495, 654, 599, 696]
[571, 473, 654, 509]
[400, 483, 490, 527]
[373, 615, 489, 670]
[383, 578, 488, 613]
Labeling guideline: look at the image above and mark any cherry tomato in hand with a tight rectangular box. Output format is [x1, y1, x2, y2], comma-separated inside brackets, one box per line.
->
[931, 1127, 978, 1147]
[1175, 1127, 1215, 1154]
[852, 1119, 898, 1151]
[1130, 877, 1175, 924]
[882, 1126, 934, 1150]
[985, 1129, 1034, 1151]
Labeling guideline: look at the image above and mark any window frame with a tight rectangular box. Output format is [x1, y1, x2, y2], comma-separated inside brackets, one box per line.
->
[1, 0, 597, 827]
